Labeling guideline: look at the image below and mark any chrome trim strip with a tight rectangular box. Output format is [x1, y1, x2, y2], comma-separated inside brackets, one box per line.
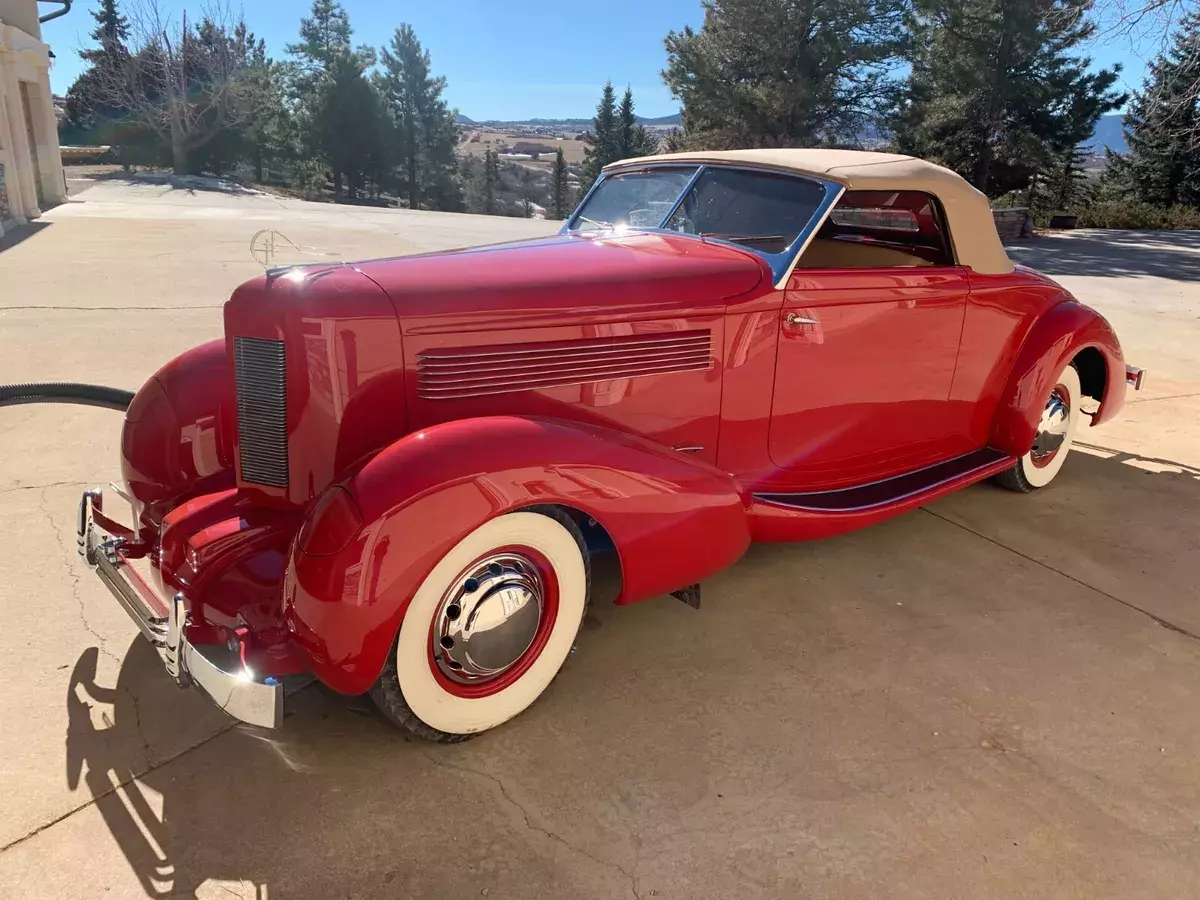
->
[419, 349, 712, 378]
[418, 360, 713, 399]
[419, 358, 713, 391]
[418, 333, 710, 361]
[754, 449, 1011, 513]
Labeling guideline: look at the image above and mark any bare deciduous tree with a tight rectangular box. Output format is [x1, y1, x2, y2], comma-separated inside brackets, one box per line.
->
[96, 0, 257, 174]
[1091, 0, 1200, 147]
[1097, 0, 1190, 39]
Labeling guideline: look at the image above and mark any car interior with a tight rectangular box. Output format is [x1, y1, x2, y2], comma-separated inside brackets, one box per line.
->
[796, 190, 955, 268]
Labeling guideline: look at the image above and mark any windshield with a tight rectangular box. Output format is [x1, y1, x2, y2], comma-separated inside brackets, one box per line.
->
[566, 164, 835, 280]
[570, 167, 699, 232]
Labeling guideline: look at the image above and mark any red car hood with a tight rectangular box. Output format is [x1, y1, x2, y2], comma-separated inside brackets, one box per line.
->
[353, 231, 767, 333]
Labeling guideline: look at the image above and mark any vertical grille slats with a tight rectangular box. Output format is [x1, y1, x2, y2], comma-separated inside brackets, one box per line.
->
[233, 336, 289, 487]
[417, 330, 713, 400]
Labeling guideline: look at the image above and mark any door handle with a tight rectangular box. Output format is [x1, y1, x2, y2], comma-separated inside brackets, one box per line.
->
[786, 313, 819, 326]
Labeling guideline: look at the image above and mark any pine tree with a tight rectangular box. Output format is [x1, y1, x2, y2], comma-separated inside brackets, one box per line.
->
[287, 0, 353, 74]
[84, 0, 129, 60]
[1032, 66, 1125, 213]
[1107, 12, 1200, 208]
[1043, 145, 1094, 213]
[288, 1, 383, 197]
[618, 87, 637, 158]
[380, 24, 462, 211]
[312, 51, 389, 199]
[896, 0, 1124, 194]
[616, 86, 661, 159]
[65, 0, 132, 141]
[551, 147, 571, 219]
[579, 82, 619, 195]
[663, 0, 907, 149]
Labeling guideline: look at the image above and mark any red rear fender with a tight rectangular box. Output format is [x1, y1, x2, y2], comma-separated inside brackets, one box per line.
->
[284, 416, 751, 695]
[990, 300, 1125, 456]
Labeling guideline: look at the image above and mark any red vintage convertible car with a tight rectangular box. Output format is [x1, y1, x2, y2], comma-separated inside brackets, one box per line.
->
[76, 149, 1144, 741]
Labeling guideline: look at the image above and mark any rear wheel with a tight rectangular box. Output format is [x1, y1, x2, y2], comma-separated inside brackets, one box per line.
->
[994, 362, 1082, 493]
[370, 507, 590, 742]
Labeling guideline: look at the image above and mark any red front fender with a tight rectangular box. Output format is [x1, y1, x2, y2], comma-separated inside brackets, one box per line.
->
[284, 417, 751, 695]
[990, 300, 1126, 457]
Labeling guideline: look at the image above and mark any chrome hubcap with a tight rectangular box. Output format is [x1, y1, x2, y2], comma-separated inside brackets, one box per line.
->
[433, 554, 544, 684]
[1031, 387, 1070, 463]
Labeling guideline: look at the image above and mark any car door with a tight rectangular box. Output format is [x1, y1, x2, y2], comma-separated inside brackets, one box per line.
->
[767, 264, 974, 489]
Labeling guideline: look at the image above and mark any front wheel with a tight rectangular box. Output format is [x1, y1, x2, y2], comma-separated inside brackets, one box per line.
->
[994, 362, 1082, 493]
[370, 507, 590, 742]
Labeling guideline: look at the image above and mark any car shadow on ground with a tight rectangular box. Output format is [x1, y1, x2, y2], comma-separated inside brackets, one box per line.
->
[61, 446, 1200, 899]
[1007, 230, 1200, 281]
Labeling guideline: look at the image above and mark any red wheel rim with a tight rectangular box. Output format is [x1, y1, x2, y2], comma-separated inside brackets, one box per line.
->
[1031, 382, 1071, 469]
[427, 545, 560, 699]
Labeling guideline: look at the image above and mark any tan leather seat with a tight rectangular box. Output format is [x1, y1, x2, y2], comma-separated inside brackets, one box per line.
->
[797, 238, 933, 268]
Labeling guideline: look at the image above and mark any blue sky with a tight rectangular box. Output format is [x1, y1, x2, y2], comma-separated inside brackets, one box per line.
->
[42, 0, 1154, 121]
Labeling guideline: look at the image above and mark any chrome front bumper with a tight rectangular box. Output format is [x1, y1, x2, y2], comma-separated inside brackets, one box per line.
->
[1126, 364, 1146, 391]
[77, 488, 283, 728]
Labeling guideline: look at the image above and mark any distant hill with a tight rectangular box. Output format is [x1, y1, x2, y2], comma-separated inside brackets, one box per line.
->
[1082, 113, 1126, 155]
[462, 108, 1120, 155]
[457, 112, 681, 128]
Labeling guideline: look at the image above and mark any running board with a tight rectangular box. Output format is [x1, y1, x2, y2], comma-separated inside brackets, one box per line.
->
[754, 448, 1011, 513]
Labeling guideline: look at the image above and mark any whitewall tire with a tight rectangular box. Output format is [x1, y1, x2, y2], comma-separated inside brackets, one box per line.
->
[371, 507, 589, 742]
[994, 362, 1082, 493]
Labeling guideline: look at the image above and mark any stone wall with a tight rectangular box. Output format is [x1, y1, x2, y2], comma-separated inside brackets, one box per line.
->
[993, 207, 1033, 241]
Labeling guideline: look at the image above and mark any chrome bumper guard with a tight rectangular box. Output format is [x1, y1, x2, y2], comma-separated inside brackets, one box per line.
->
[1126, 365, 1146, 391]
[77, 488, 283, 729]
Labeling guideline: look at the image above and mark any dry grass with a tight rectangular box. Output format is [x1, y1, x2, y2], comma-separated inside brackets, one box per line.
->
[458, 129, 588, 166]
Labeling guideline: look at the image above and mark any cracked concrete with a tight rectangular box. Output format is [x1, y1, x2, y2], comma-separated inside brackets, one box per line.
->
[1, 192, 1199, 900]
[38, 485, 120, 665]
[421, 750, 644, 900]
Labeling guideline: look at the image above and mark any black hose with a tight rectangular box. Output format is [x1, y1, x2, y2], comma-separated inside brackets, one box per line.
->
[0, 383, 134, 411]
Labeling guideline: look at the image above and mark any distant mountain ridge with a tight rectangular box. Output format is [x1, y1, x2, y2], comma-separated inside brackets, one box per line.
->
[457, 110, 1125, 155]
[1083, 114, 1126, 154]
[457, 112, 681, 127]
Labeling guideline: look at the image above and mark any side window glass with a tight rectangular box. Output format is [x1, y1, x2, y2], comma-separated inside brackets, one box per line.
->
[798, 190, 956, 269]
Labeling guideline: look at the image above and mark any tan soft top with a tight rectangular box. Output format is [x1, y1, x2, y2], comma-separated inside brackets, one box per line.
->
[605, 149, 1013, 275]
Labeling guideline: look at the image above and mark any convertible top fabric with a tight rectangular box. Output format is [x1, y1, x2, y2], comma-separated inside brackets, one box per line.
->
[605, 149, 1014, 276]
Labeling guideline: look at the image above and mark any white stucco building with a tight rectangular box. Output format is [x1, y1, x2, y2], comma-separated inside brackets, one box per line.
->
[0, 0, 67, 235]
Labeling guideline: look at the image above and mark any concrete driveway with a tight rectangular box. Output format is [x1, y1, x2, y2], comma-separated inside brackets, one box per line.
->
[1, 188, 1198, 900]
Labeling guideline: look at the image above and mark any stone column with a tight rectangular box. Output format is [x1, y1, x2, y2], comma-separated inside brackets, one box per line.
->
[23, 73, 64, 206]
[0, 58, 32, 221]
[0, 55, 16, 230]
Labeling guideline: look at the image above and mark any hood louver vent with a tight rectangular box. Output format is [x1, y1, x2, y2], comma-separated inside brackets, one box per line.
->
[233, 336, 289, 487]
[417, 330, 713, 400]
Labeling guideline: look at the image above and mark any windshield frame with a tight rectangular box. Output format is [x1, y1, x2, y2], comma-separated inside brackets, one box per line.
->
[562, 162, 845, 288]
